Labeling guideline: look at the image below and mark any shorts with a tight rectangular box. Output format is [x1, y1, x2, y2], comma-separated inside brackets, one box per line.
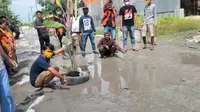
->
[142, 24, 155, 37]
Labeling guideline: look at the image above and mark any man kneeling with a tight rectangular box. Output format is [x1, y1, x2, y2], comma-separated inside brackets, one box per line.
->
[30, 44, 67, 88]
[98, 32, 125, 58]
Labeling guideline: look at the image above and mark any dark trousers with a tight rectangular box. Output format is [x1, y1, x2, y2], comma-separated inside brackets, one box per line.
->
[99, 46, 116, 58]
[14, 30, 20, 39]
[39, 36, 50, 53]
[57, 35, 63, 48]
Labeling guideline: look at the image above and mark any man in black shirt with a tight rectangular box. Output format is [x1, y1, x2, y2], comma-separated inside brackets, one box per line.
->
[34, 11, 50, 53]
[119, 0, 138, 51]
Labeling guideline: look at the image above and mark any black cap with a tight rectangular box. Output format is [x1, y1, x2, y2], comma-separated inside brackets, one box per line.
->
[82, 7, 88, 10]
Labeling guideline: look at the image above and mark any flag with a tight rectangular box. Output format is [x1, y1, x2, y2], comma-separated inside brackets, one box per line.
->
[55, 0, 62, 7]
[82, 0, 102, 5]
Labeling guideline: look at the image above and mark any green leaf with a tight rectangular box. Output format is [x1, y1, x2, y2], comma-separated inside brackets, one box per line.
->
[43, 19, 64, 28]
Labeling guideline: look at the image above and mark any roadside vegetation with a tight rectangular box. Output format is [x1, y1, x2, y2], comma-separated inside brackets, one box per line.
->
[97, 16, 200, 37]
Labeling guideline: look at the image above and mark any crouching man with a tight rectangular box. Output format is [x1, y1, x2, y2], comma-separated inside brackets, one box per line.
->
[98, 32, 125, 58]
[30, 44, 67, 88]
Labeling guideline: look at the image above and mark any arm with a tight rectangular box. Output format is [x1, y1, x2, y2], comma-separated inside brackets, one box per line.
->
[48, 67, 64, 80]
[97, 39, 103, 48]
[134, 13, 138, 29]
[34, 21, 45, 29]
[91, 17, 96, 32]
[79, 17, 83, 33]
[120, 15, 123, 31]
[113, 41, 123, 52]
[54, 48, 64, 55]
[153, 5, 158, 26]
[0, 45, 16, 67]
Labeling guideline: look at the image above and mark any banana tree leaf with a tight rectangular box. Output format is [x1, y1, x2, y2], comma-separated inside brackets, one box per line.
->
[62, 31, 73, 54]
[43, 19, 64, 28]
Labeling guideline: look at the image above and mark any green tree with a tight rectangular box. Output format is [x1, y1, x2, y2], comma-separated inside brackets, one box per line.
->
[0, 0, 20, 24]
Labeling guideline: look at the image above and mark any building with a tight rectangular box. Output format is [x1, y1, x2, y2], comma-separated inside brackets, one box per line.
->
[86, 0, 184, 27]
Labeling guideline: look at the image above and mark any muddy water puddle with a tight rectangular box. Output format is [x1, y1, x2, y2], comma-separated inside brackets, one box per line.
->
[180, 53, 200, 67]
[76, 54, 182, 95]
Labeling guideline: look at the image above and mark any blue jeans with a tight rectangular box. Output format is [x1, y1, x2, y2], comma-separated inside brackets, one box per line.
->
[82, 32, 96, 52]
[123, 25, 135, 48]
[0, 67, 15, 112]
[104, 26, 116, 40]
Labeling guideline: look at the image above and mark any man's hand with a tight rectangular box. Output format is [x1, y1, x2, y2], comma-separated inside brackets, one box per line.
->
[80, 33, 83, 36]
[104, 45, 109, 49]
[8, 59, 18, 68]
[60, 79, 67, 85]
[121, 48, 127, 54]
[94, 32, 96, 35]
[40, 26, 45, 28]
[120, 26, 123, 32]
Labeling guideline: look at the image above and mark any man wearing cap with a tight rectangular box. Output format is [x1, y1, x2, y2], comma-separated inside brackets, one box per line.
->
[79, 7, 99, 57]
[119, 0, 138, 52]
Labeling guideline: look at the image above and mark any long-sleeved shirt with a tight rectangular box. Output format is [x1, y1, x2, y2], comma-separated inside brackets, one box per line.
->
[97, 38, 122, 52]
[79, 15, 96, 33]
[34, 19, 49, 37]
[144, 4, 157, 25]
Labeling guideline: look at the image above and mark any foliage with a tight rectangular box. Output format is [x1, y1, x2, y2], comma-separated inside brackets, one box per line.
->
[43, 18, 64, 28]
[137, 16, 200, 36]
[156, 17, 200, 36]
[0, 0, 20, 24]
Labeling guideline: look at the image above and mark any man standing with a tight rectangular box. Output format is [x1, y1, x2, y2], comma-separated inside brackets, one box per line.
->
[34, 11, 50, 53]
[30, 44, 67, 88]
[0, 19, 17, 112]
[119, 0, 138, 52]
[71, 11, 82, 55]
[79, 7, 98, 57]
[101, 0, 117, 40]
[142, 0, 157, 50]
[98, 32, 125, 58]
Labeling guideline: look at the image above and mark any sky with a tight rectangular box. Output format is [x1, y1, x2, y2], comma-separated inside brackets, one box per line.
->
[11, 0, 42, 23]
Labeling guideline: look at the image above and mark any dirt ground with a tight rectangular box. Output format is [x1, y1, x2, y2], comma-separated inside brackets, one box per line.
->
[9, 28, 200, 112]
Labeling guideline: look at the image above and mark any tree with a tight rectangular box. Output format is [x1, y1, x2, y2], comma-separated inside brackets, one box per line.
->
[0, 0, 20, 24]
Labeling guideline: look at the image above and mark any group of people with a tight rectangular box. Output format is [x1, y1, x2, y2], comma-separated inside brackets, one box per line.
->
[0, 0, 157, 111]
[30, 0, 157, 89]
[0, 16, 19, 111]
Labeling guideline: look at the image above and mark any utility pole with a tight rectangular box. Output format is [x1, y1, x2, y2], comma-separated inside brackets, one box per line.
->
[29, 6, 33, 25]
[35, 0, 38, 10]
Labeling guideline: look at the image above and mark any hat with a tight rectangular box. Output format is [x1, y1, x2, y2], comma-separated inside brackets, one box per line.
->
[82, 7, 88, 10]
[123, 0, 130, 2]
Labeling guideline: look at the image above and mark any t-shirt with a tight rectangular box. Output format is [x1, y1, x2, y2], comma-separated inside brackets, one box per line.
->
[71, 16, 81, 33]
[79, 15, 96, 33]
[119, 5, 137, 26]
[30, 55, 51, 86]
[106, 16, 113, 27]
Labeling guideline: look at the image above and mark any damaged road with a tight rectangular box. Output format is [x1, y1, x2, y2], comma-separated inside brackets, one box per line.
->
[10, 28, 200, 112]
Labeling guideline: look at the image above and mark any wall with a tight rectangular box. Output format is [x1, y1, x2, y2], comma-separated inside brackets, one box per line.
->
[84, 0, 181, 27]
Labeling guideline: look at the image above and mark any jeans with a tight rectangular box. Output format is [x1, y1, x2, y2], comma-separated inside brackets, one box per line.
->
[81, 32, 96, 52]
[0, 67, 15, 112]
[104, 26, 116, 40]
[123, 25, 135, 48]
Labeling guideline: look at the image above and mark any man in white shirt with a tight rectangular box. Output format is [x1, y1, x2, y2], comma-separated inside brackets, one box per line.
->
[71, 12, 82, 55]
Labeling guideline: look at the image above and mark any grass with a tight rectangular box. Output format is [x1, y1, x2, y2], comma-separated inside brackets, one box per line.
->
[97, 16, 200, 37]
[156, 17, 200, 36]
